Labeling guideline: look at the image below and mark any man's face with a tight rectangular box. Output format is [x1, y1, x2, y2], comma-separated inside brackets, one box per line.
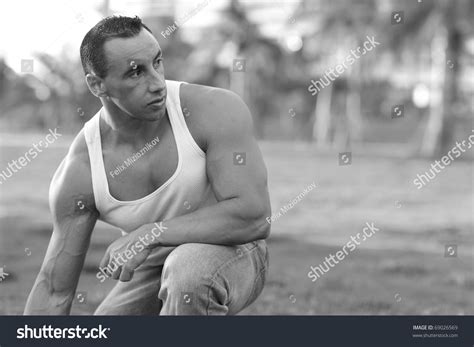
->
[101, 29, 166, 121]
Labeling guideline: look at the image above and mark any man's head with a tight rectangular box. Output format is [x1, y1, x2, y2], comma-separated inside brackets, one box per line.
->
[80, 16, 167, 122]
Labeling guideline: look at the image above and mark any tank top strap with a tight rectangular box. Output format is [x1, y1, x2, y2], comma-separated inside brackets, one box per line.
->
[165, 80, 205, 157]
[83, 110, 109, 211]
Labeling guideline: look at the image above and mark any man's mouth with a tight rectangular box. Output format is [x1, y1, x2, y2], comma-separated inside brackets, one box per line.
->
[147, 96, 165, 106]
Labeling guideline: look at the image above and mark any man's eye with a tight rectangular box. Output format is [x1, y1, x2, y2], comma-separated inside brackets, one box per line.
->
[153, 59, 162, 69]
[130, 69, 142, 78]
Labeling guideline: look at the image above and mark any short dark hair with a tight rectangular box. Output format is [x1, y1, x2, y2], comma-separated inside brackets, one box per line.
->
[80, 15, 152, 78]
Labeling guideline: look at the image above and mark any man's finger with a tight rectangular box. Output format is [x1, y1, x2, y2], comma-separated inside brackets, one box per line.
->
[100, 251, 110, 269]
[119, 265, 134, 282]
[111, 265, 122, 280]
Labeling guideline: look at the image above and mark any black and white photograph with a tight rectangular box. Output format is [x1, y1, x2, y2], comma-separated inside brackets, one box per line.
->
[0, 0, 473, 345]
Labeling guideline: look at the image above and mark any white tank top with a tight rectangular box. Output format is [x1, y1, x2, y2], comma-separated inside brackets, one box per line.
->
[83, 80, 217, 264]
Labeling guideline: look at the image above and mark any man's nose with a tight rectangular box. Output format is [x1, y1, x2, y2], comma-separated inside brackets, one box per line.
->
[148, 71, 165, 93]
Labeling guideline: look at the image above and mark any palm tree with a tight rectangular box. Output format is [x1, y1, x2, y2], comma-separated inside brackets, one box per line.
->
[293, 0, 473, 157]
[388, 0, 473, 157]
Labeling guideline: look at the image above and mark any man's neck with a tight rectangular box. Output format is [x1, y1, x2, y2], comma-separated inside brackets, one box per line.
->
[100, 101, 166, 145]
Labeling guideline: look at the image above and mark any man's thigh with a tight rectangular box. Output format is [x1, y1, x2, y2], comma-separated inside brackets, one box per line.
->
[94, 240, 269, 315]
[94, 262, 164, 315]
[94, 246, 175, 315]
[159, 240, 269, 315]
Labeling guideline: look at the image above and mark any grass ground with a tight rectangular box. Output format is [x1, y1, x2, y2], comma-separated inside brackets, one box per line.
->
[0, 133, 472, 315]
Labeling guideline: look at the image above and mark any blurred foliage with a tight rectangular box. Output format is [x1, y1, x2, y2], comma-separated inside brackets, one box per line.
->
[0, 0, 473, 157]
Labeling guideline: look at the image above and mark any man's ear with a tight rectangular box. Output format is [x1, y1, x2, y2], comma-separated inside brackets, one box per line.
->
[85, 73, 107, 98]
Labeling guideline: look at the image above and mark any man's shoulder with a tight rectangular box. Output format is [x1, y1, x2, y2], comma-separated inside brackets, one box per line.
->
[180, 83, 253, 149]
[60, 128, 92, 179]
[181, 83, 245, 112]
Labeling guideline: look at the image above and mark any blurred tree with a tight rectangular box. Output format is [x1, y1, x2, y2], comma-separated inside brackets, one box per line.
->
[293, 0, 379, 148]
[420, 0, 472, 157]
[285, 0, 474, 156]
[181, 0, 287, 138]
[386, 0, 473, 157]
[33, 52, 100, 130]
[0, 60, 47, 130]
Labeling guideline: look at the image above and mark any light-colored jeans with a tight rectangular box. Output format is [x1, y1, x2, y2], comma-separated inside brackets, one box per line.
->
[94, 240, 269, 315]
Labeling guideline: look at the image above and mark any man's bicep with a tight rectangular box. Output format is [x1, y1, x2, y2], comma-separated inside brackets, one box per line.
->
[205, 91, 270, 216]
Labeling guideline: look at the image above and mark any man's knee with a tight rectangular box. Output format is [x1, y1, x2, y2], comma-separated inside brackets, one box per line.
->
[158, 243, 229, 314]
[161, 243, 213, 289]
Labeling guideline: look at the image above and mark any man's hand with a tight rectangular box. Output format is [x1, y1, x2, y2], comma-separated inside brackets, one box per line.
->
[100, 230, 153, 282]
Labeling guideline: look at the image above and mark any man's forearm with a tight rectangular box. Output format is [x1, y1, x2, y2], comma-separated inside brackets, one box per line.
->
[24, 275, 74, 315]
[137, 198, 270, 248]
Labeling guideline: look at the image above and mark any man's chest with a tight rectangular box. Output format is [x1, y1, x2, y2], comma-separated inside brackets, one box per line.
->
[99, 102, 207, 202]
[102, 123, 179, 201]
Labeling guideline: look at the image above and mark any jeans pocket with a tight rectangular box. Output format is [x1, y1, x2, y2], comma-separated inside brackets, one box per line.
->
[254, 240, 269, 268]
[243, 265, 267, 309]
[241, 240, 268, 269]
[241, 240, 258, 252]
[241, 241, 268, 309]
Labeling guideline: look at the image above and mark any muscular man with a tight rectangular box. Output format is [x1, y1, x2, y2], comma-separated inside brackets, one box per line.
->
[24, 16, 271, 315]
